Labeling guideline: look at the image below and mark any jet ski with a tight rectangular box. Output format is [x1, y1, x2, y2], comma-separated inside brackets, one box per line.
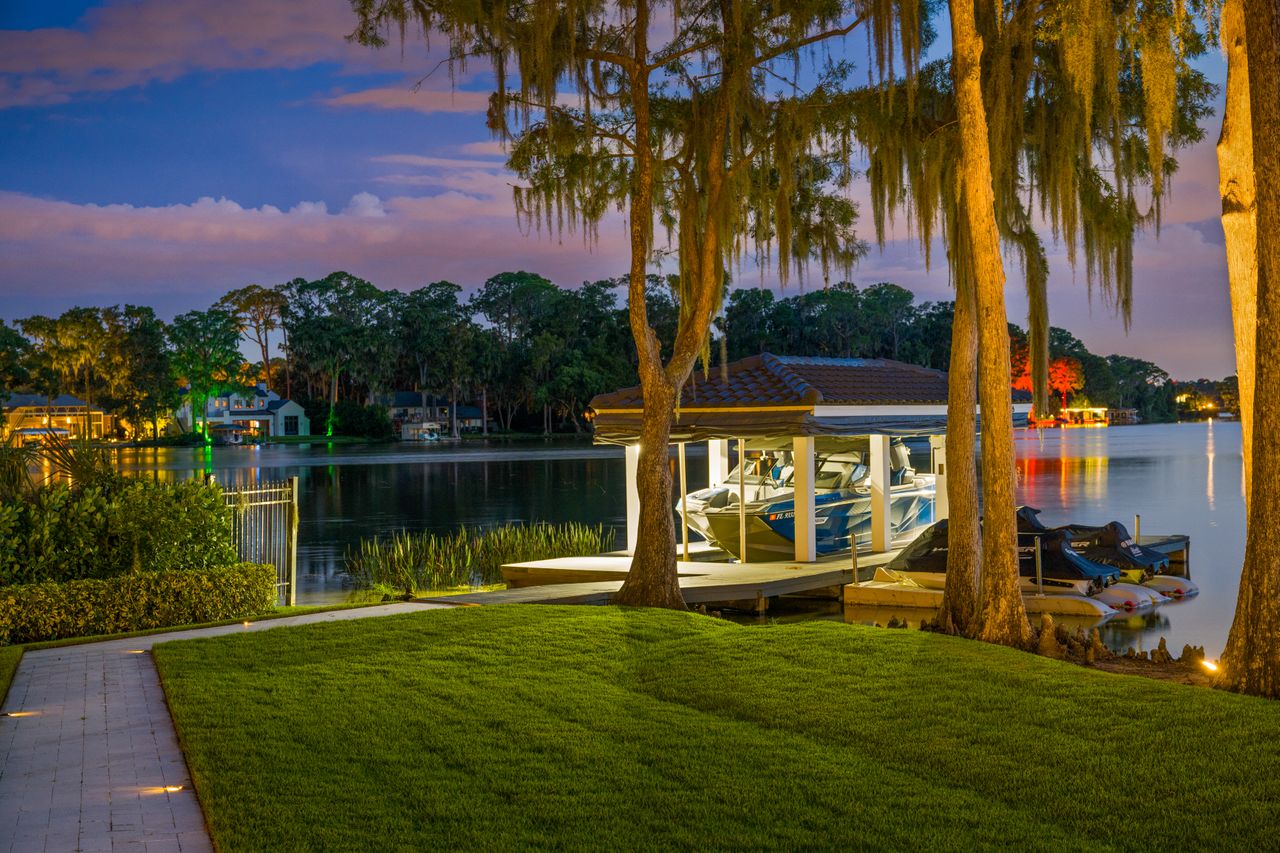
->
[888, 516, 1123, 596]
[1017, 506, 1171, 582]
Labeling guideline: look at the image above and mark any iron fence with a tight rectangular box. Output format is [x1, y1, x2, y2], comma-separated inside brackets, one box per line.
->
[215, 476, 299, 605]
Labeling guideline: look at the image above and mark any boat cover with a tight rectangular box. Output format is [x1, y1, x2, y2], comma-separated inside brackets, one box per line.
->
[1016, 506, 1170, 574]
[889, 517, 1122, 583]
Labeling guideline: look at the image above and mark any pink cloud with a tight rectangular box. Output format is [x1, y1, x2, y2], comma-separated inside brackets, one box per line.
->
[0, 0, 433, 109]
[322, 86, 491, 114]
[0, 187, 630, 315]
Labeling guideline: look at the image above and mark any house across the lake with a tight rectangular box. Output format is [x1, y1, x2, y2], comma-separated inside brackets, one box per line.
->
[178, 384, 310, 437]
[383, 391, 487, 434]
[1, 393, 113, 442]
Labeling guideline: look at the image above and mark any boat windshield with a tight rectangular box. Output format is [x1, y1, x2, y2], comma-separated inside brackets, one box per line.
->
[780, 455, 868, 490]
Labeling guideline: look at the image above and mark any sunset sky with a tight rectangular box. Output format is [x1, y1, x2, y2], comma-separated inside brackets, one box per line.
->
[0, 0, 1234, 379]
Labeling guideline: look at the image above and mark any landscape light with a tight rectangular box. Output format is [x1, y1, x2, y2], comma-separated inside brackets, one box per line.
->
[243, 621, 252, 628]
[127, 649, 146, 655]
[1201, 659, 1219, 672]
[164, 785, 185, 793]
[2, 711, 38, 718]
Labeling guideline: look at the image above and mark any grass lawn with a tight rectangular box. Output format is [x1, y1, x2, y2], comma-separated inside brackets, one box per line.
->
[0, 645, 21, 706]
[154, 606, 1280, 850]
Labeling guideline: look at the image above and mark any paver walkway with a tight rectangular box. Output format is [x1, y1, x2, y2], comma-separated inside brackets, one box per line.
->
[0, 602, 449, 853]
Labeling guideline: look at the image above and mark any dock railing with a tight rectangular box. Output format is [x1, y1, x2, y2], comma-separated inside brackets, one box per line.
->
[212, 476, 299, 606]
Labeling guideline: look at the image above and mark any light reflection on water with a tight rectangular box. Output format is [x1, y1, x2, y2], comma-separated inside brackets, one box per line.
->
[111, 422, 1242, 657]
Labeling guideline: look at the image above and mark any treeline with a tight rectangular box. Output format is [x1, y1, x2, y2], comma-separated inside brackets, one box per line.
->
[0, 271, 1187, 438]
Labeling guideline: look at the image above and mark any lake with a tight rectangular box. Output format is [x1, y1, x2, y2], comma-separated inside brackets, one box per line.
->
[111, 421, 1243, 657]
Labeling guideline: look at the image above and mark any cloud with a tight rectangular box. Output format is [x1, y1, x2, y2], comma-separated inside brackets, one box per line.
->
[0, 187, 629, 318]
[321, 85, 492, 114]
[459, 140, 508, 157]
[0, 0, 430, 109]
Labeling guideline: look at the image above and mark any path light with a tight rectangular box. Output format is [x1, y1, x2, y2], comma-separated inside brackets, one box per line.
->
[243, 621, 253, 628]
[2, 711, 38, 718]
[164, 785, 185, 793]
[1202, 659, 1219, 673]
[126, 649, 146, 655]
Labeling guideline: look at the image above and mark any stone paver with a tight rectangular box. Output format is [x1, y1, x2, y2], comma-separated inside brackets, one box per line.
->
[0, 602, 448, 852]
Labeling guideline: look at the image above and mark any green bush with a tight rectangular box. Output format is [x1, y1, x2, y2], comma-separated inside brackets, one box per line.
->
[345, 522, 614, 595]
[0, 563, 275, 645]
[0, 479, 236, 586]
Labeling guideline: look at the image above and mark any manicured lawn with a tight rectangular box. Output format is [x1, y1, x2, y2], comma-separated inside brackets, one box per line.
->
[0, 645, 21, 706]
[154, 607, 1280, 850]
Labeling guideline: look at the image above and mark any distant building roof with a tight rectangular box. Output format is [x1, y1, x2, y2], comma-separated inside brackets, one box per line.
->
[3, 393, 99, 411]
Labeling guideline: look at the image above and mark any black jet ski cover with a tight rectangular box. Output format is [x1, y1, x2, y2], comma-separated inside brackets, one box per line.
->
[891, 516, 1122, 583]
[1056, 521, 1170, 574]
[1017, 506, 1169, 574]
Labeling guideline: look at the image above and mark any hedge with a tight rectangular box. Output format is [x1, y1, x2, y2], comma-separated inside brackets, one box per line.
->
[0, 563, 276, 645]
[0, 479, 237, 586]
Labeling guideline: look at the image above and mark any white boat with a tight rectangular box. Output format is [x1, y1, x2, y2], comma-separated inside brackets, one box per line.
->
[677, 441, 936, 561]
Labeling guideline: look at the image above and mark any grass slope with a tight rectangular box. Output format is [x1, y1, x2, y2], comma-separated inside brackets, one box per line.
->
[154, 607, 1280, 851]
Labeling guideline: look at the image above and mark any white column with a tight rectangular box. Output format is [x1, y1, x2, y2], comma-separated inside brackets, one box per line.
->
[869, 434, 891, 552]
[677, 442, 690, 561]
[792, 436, 816, 562]
[625, 442, 641, 554]
[929, 434, 948, 521]
[707, 439, 729, 488]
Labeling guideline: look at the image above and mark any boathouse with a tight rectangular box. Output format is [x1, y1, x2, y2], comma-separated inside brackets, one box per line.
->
[589, 353, 1033, 562]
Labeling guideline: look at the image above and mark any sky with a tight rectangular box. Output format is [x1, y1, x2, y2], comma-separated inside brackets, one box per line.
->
[0, 0, 1234, 380]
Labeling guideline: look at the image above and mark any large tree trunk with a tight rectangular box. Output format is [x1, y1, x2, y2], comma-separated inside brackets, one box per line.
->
[1218, 0, 1258, 506]
[939, 237, 981, 636]
[613, 0, 685, 609]
[1220, 0, 1280, 696]
[950, 0, 1030, 648]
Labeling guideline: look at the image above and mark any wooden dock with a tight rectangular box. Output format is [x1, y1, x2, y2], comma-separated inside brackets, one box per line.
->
[426, 548, 903, 612]
[423, 532, 1191, 611]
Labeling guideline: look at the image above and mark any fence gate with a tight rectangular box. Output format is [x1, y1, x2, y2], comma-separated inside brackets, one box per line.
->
[216, 476, 299, 606]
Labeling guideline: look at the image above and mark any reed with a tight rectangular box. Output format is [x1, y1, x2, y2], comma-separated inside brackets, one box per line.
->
[344, 522, 614, 596]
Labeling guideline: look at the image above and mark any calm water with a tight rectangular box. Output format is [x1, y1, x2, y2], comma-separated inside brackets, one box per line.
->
[111, 422, 1243, 656]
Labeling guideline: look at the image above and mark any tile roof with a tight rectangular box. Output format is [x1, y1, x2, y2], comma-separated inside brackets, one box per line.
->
[3, 393, 96, 410]
[589, 353, 957, 409]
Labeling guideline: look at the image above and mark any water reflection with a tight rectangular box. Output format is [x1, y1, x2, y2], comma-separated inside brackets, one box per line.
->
[1002, 423, 1237, 656]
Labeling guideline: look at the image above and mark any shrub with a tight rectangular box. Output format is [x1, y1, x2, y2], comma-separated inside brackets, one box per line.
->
[0, 563, 275, 645]
[0, 479, 237, 586]
[345, 522, 614, 595]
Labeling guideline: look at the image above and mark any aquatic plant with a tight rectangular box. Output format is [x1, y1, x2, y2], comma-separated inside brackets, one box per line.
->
[344, 522, 615, 596]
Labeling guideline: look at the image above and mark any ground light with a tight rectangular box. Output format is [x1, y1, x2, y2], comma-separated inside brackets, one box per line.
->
[1201, 659, 1219, 672]
[2, 711, 38, 718]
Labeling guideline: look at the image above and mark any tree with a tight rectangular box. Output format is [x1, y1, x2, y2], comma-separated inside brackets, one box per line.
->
[353, 0, 886, 608]
[168, 309, 243, 440]
[1048, 357, 1086, 409]
[217, 285, 286, 391]
[0, 325, 29, 434]
[1220, 0, 1280, 696]
[398, 281, 466, 424]
[281, 272, 385, 435]
[945, 0, 1029, 646]
[99, 306, 176, 439]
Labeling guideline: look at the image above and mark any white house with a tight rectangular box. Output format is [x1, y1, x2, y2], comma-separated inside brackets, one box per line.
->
[178, 384, 310, 437]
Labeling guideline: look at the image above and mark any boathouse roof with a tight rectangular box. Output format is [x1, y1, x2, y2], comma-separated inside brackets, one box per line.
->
[589, 353, 1030, 444]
